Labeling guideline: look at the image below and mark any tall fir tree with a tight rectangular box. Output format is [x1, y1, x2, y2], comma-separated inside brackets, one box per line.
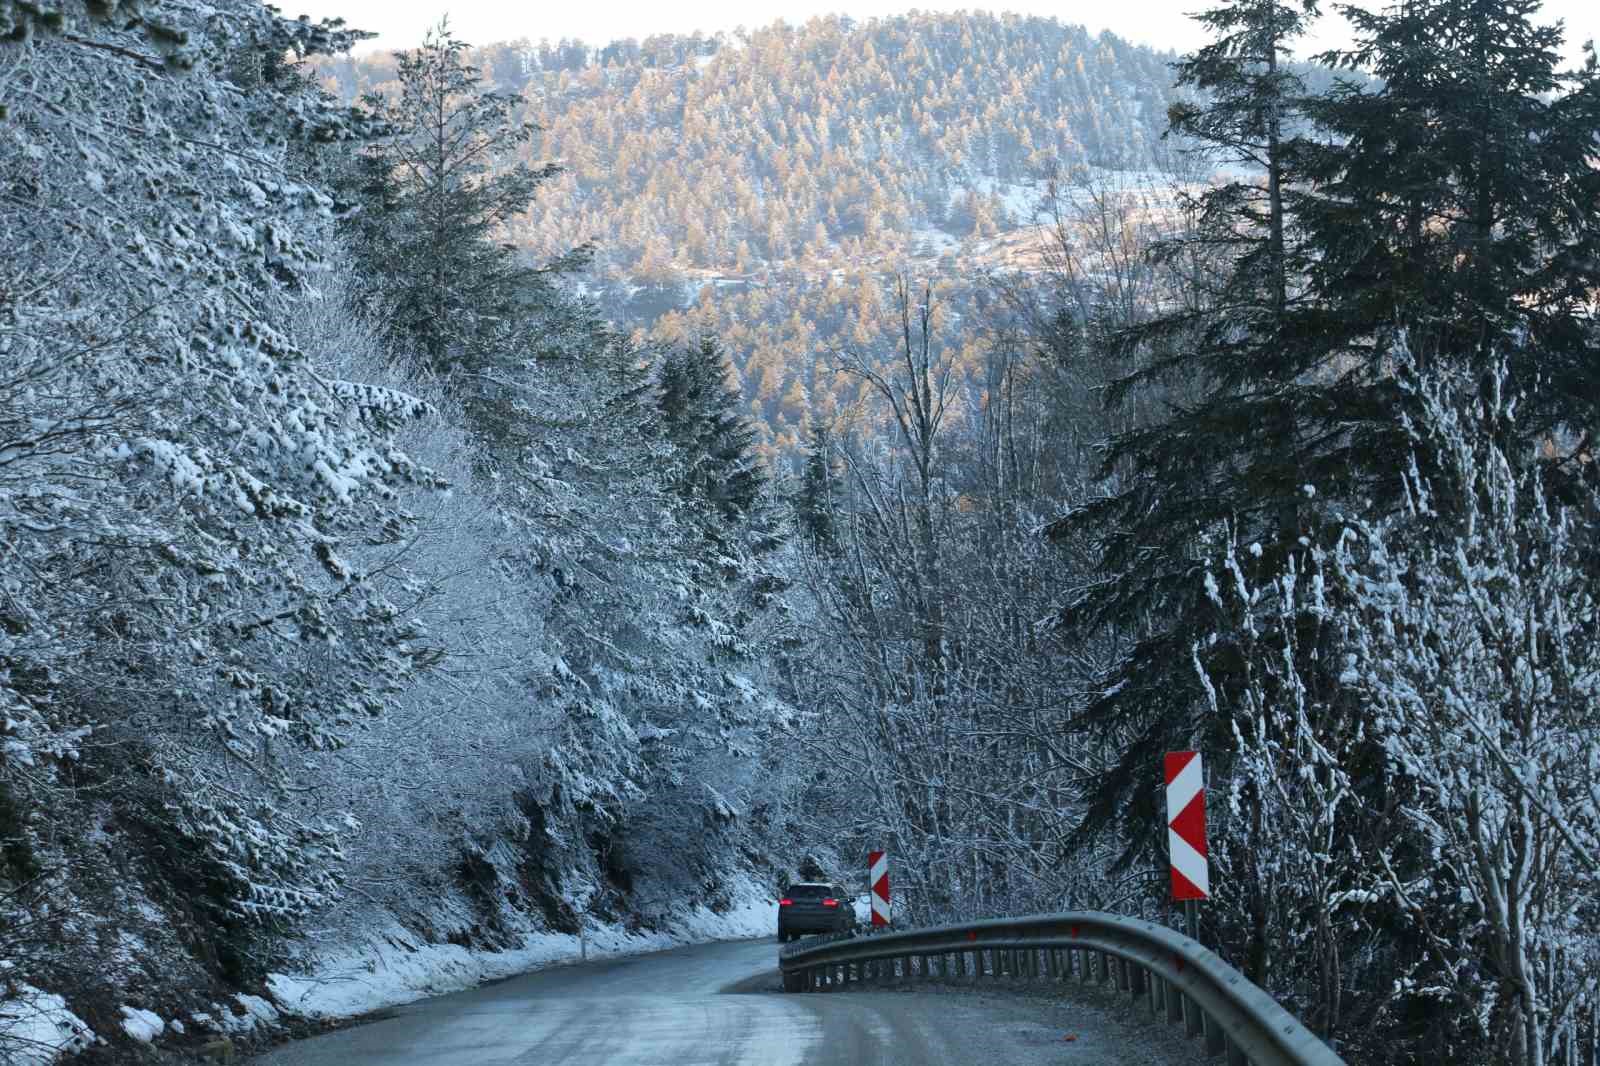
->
[794, 420, 841, 555]
[1298, 0, 1600, 439]
[341, 22, 566, 444]
[1055, 0, 1600, 882]
[656, 337, 774, 554]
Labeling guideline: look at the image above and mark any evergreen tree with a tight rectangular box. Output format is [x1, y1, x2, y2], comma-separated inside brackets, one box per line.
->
[1166, 0, 1317, 320]
[1298, 0, 1600, 438]
[657, 337, 773, 547]
[794, 420, 841, 554]
[1056, 0, 1600, 882]
[342, 22, 565, 442]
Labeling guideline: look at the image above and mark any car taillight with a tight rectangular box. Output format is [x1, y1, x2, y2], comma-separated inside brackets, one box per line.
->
[779, 898, 793, 906]
[822, 898, 839, 908]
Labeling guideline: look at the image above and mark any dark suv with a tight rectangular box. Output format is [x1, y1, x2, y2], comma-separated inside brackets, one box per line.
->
[778, 882, 855, 942]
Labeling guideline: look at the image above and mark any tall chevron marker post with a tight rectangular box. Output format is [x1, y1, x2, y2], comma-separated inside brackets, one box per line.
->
[868, 850, 890, 929]
[1164, 750, 1208, 941]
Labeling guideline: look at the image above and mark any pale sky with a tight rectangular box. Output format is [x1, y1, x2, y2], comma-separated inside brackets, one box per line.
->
[287, 0, 1597, 65]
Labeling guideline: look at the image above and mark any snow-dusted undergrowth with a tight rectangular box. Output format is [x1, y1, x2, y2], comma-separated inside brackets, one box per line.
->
[268, 884, 777, 1021]
[0, 886, 777, 1063]
[0, 985, 95, 1066]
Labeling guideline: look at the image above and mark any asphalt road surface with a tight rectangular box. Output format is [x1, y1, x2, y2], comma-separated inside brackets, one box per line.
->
[251, 937, 1203, 1066]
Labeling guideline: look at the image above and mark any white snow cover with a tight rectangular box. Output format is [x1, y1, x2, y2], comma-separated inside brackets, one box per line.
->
[119, 1006, 165, 1043]
[233, 995, 281, 1030]
[0, 985, 95, 1064]
[267, 883, 778, 1021]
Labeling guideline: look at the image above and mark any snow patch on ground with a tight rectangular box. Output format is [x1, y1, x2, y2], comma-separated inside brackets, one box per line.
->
[0, 985, 95, 1064]
[910, 226, 962, 255]
[267, 880, 778, 1022]
[119, 1006, 164, 1043]
[966, 176, 1051, 222]
[234, 994, 281, 1030]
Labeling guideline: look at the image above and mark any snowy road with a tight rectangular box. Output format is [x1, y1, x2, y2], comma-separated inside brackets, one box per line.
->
[250, 937, 1202, 1066]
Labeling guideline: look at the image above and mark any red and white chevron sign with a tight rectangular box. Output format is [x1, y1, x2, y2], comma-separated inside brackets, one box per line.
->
[1164, 751, 1209, 901]
[868, 850, 891, 927]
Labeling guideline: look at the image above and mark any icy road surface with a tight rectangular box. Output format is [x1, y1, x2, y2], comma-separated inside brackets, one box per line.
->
[251, 937, 1203, 1065]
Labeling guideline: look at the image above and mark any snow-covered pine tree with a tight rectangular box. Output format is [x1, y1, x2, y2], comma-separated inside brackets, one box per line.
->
[794, 419, 841, 555]
[657, 337, 780, 566]
[1, 0, 436, 976]
[340, 21, 565, 445]
[1054, 0, 1600, 884]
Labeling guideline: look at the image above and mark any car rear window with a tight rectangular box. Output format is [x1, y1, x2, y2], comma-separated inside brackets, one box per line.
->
[784, 884, 830, 899]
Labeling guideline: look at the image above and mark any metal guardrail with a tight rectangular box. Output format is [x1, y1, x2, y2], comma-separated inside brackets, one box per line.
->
[777, 911, 1345, 1066]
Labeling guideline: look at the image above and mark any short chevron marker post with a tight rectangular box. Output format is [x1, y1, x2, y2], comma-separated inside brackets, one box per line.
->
[1164, 751, 1209, 901]
[868, 850, 891, 928]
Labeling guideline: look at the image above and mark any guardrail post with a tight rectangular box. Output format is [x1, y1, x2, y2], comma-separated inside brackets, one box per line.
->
[1185, 991, 1206, 1039]
[1167, 978, 1186, 1026]
[1225, 1032, 1248, 1066]
[1205, 1011, 1227, 1055]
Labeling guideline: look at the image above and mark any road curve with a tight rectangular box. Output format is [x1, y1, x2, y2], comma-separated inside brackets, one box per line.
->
[251, 937, 1200, 1066]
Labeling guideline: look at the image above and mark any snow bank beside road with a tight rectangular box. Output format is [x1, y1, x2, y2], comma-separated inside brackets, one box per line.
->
[0, 985, 95, 1064]
[267, 883, 778, 1022]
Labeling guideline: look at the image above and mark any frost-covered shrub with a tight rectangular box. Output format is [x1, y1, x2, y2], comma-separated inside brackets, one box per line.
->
[1198, 354, 1600, 1066]
[0, 0, 434, 978]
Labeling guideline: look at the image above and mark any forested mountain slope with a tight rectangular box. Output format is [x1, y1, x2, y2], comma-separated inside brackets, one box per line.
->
[0, 5, 807, 1060]
[11, 3, 1593, 1065]
[312, 13, 1186, 458]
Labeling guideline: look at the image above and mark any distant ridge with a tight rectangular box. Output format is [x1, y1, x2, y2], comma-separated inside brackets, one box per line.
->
[312, 12, 1189, 456]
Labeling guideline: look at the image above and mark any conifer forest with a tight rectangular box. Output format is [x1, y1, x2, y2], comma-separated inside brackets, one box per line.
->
[0, 1, 1598, 1064]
